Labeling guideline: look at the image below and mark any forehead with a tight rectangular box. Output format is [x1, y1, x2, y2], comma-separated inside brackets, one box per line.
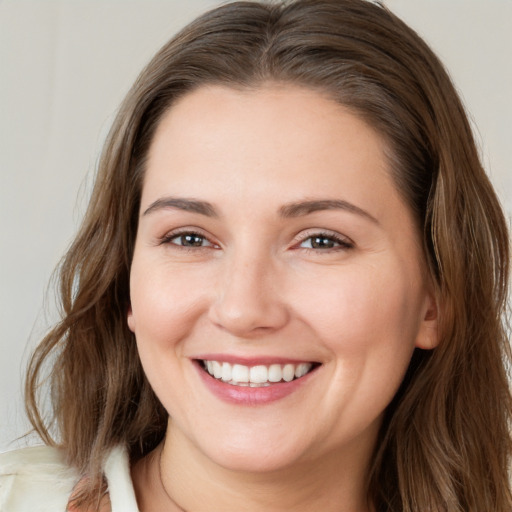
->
[143, 84, 393, 203]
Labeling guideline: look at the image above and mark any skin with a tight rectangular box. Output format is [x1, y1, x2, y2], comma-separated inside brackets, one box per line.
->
[127, 84, 439, 512]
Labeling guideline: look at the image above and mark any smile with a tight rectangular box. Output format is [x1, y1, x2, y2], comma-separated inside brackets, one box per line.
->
[200, 360, 315, 387]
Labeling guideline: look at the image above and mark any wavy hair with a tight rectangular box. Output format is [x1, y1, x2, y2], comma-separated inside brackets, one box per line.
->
[26, 0, 511, 510]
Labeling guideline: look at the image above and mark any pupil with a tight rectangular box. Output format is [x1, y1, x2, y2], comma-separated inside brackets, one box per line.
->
[184, 234, 203, 246]
[312, 236, 334, 249]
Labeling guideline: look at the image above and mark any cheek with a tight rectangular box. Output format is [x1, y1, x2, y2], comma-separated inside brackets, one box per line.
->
[292, 264, 424, 428]
[128, 263, 212, 417]
[293, 264, 422, 352]
[129, 262, 211, 349]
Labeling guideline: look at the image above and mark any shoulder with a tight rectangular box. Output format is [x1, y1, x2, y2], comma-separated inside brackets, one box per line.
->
[102, 446, 139, 511]
[0, 445, 79, 511]
[0, 445, 139, 512]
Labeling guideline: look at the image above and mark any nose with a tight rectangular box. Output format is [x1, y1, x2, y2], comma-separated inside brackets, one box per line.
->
[208, 250, 290, 337]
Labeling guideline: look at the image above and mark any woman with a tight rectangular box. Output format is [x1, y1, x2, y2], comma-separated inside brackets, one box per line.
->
[1, 0, 510, 510]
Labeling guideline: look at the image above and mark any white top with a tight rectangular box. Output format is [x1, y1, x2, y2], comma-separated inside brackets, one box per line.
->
[0, 445, 139, 511]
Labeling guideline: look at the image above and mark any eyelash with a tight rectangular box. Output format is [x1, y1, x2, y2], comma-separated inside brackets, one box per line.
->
[294, 231, 354, 252]
[158, 229, 216, 249]
[158, 228, 354, 254]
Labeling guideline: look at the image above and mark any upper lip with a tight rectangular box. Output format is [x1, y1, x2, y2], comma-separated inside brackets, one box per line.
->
[193, 354, 320, 366]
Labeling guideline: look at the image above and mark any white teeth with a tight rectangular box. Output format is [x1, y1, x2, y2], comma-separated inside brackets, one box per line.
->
[268, 364, 282, 382]
[202, 360, 314, 386]
[282, 364, 295, 382]
[221, 362, 232, 382]
[250, 365, 268, 383]
[231, 364, 249, 383]
[295, 363, 310, 378]
[212, 361, 222, 379]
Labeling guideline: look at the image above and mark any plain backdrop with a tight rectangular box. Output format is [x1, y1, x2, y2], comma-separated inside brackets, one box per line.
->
[1, 0, 511, 452]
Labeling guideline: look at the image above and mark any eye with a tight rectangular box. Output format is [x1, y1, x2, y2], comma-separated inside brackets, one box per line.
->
[298, 232, 354, 250]
[160, 231, 215, 248]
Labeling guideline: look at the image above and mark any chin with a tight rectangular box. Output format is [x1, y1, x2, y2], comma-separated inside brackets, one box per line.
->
[209, 447, 304, 474]
[191, 429, 312, 474]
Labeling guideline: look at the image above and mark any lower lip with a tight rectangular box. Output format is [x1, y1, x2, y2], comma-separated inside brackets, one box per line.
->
[194, 361, 317, 405]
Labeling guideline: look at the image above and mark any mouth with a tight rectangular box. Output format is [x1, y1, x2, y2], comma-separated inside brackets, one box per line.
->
[198, 359, 320, 387]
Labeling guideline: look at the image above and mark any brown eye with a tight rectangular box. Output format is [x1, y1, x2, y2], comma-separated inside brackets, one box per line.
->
[299, 233, 353, 250]
[310, 236, 337, 249]
[169, 233, 212, 247]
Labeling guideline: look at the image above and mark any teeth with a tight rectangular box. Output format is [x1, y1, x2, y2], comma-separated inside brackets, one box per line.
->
[250, 365, 268, 383]
[295, 363, 310, 378]
[202, 360, 314, 386]
[232, 364, 249, 383]
[268, 364, 282, 382]
[212, 361, 222, 379]
[221, 362, 232, 382]
[282, 364, 295, 382]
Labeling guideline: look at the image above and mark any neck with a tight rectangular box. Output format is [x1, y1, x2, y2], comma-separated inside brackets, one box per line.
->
[133, 419, 375, 512]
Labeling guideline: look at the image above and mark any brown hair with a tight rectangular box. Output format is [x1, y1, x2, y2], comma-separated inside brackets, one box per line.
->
[26, 0, 511, 510]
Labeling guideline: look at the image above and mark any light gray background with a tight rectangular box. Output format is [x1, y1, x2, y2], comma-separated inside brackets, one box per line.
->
[1, 0, 511, 451]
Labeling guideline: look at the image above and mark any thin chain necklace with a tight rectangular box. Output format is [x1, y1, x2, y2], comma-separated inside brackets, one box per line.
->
[156, 445, 373, 512]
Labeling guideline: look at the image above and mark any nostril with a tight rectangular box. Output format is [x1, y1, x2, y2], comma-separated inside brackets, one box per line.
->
[208, 295, 290, 336]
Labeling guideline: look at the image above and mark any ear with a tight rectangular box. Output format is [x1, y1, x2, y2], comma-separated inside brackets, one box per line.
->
[127, 306, 136, 333]
[414, 290, 440, 350]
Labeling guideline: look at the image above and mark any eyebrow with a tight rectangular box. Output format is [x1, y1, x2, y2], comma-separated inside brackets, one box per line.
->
[279, 199, 379, 224]
[142, 196, 378, 224]
[143, 197, 218, 217]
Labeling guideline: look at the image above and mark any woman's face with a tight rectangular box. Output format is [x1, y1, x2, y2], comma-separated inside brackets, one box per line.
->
[128, 84, 438, 473]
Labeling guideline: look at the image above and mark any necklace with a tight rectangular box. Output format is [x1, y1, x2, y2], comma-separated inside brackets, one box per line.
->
[158, 445, 188, 512]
